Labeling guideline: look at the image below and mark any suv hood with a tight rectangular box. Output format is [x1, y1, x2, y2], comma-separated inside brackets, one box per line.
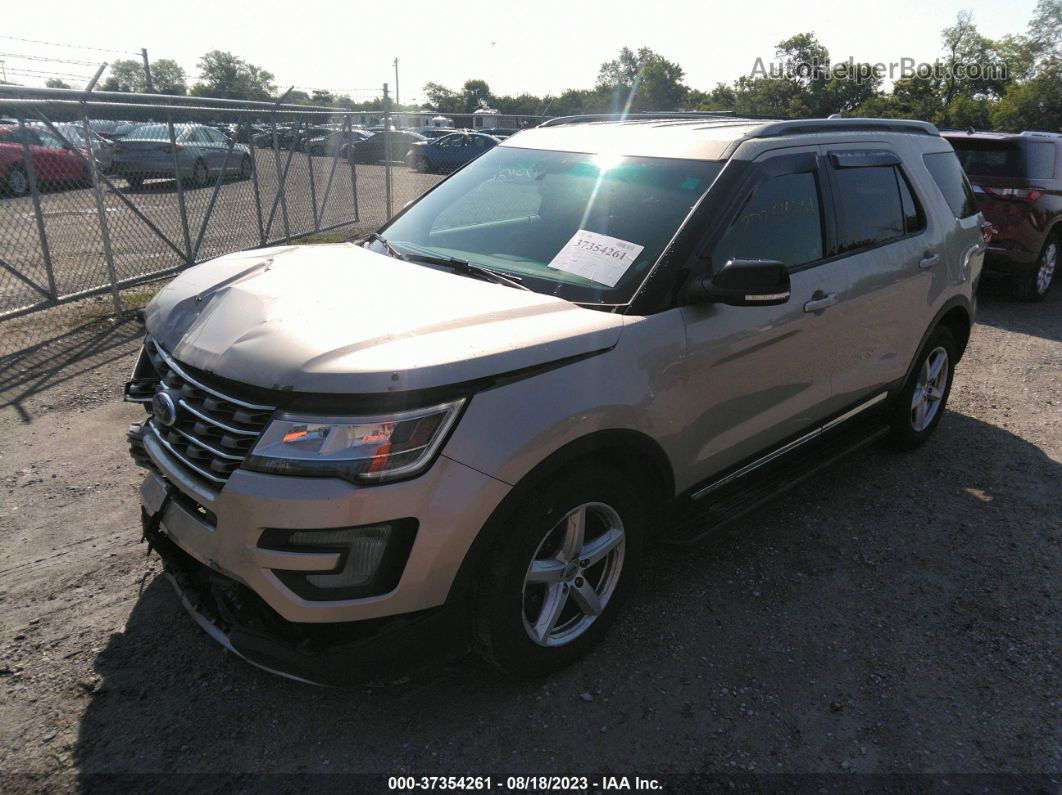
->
[144, 243, 624, 394]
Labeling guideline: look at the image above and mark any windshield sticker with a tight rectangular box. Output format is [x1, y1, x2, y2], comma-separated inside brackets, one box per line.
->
[547, 230, 645, 288]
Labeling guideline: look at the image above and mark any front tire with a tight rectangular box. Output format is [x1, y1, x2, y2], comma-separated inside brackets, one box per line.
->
[474, 469, 644, 677]
[1013, 237, 1057, 302]
[5, 165, 30, 197]
[885, 326, 957, 450]
[239, 155, 252, 180]
[415, 157, 431, 173]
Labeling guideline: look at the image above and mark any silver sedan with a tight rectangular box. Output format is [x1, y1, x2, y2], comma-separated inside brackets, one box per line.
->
[111, 123, 252, 189]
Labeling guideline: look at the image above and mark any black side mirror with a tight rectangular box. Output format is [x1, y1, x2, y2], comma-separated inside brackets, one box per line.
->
[686, 259, 791, 307]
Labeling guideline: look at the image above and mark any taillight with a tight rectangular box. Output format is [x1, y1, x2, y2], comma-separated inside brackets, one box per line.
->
[157, 144, 183, 153]
[114, 143, 124, 152]
[981, 186, 1044, 202]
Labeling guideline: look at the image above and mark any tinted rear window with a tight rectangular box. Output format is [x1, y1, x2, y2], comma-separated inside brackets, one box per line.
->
[949, 138, 1057, 180]
[924, 152, 979, 218]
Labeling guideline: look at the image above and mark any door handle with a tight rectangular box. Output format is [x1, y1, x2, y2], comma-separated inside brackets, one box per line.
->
[919, 252, 941, 269]
[803, 293, 838, 312]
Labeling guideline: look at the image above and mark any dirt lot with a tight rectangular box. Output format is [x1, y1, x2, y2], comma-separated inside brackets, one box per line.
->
[0, 279, 1058, 789]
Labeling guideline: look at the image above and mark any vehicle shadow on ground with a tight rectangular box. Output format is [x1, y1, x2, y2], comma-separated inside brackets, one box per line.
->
[72, 409, 1061, 779]
[975, 276, 1061, 343]
[0, 315, 143, 422]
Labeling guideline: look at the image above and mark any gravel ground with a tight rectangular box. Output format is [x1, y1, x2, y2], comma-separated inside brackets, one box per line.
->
[0, 278, 1058, 790]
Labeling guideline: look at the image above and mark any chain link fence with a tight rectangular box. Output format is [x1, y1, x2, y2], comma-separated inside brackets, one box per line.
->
[0, 87, 520, 410]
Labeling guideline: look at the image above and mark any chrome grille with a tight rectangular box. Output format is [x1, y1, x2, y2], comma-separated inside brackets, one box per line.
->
[141, 340, 275, 484]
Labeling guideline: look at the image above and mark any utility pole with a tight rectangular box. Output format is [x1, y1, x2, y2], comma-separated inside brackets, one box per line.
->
[393, 58, 400, 108]
[0, 60, 6, 83]
[141, 48, 154, 92]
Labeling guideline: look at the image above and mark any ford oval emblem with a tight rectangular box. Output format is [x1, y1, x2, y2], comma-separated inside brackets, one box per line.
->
[152, 391, 179, 427]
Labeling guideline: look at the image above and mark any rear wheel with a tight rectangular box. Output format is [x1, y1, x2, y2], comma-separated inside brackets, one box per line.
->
[239, 155, 252, 180]
[5, 165, 30, 197]
[1013, 237, 1057, 302]
[474, 469, 644, 677]
[125, 175, 144, 190]
[885, 326, 957, 450]
[191, 159, 209, 188]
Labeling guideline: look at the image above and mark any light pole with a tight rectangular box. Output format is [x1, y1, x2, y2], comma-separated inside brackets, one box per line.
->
[393, 58, 400, 108]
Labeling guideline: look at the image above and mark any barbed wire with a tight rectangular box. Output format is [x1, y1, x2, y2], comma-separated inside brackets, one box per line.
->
[0, 33, 137, 56]
[0, 51, 102, 67]
[3, 67, 97, 81]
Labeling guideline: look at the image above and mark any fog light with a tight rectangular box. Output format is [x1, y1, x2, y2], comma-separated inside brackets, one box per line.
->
[260, 519, 418, 601]
[289, 525, 390, 589]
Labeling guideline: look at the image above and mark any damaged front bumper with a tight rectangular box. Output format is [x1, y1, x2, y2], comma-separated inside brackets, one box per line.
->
[142, 510, 471, 686]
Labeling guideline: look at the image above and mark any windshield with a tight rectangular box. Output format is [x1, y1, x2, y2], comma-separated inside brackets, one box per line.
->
[375, 146, 722, 304]
[950, 138, 1056, 180]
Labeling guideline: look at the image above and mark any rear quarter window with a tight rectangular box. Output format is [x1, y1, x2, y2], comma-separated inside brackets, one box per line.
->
[923, 152, 979, 219]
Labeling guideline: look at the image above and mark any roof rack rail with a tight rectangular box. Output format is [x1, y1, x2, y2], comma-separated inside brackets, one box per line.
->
[537, 111, 739, 128]
[1020, 130, 1062, 139]
[747, 118, 939, 138]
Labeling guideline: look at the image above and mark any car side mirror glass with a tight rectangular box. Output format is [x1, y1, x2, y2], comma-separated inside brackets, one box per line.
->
[686, 259, 791, 307]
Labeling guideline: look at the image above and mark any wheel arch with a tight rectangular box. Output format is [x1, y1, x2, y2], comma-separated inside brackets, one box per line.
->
[900, 296, 972, 389]
[445, 428, 674, 604]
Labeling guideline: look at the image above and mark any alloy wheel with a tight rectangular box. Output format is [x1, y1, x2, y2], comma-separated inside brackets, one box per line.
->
[1037, 241, 1057, 296]
[8, 167, 28, 196]
[521, 502, 625, 647]
[910, 346, 949, 432]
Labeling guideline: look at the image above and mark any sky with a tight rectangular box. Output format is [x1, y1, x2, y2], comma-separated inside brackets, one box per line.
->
[1, 0, 1039, 104]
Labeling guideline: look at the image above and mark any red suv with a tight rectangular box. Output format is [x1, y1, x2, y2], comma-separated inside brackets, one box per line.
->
[943, 130, 1061, 301]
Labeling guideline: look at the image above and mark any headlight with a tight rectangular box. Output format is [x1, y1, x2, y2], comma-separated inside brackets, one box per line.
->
[243, 399, 465, 483]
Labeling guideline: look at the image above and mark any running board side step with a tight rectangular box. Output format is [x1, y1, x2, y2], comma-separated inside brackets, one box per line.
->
[660, 416, 890, 546]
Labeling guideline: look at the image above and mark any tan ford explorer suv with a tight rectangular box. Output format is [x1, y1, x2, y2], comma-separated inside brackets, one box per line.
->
[125, 115, 986, 683]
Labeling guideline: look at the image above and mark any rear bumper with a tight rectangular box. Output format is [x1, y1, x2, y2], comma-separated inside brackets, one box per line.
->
[145, 516, 470, 685]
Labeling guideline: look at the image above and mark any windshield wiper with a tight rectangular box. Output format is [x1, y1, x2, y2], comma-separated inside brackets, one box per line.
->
[403, 251, 531, 291]
[363, 232, 408, 261]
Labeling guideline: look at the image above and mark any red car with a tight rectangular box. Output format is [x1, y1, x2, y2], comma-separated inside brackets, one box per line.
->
[943, 130, 1061, 301]
[0, 124, 91, 197]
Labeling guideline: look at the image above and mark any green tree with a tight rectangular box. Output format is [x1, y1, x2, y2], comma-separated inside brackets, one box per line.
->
[596, 46, 688, 111]
[150, 58, 187, 95]
[993, 61, 1062, 129]
[190, 51, 275, 101]
[461, 79, 492, 111]
[101, 59, 147, 92]
[45, 78, 70, 89]
[422, 81, 461, 112]
[1028, 0, 1062, 62]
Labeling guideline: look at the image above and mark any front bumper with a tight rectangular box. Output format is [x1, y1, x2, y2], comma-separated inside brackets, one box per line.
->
[135, 420, 510, 626]
[144, 515, 471, 685]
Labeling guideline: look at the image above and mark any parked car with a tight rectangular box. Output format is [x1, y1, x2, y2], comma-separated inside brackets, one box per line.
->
[408, 126, 455, 140]
[109, 122, 145, 140]
[36, 122, 115, 173]
[307, 128, 370, 156]
[126, 116, 982, 683]
[89, 120, 130, 140]
[344, 130, 426, 164]
[943, 129, 1060, 300]
[0, 124, 90, 196]
[406, 131, 499, 173]
[478, 127, 521, 139]
[230, 124, 266, 144]
[253, 125, 334, 151]
[111, 123, 252, 189]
